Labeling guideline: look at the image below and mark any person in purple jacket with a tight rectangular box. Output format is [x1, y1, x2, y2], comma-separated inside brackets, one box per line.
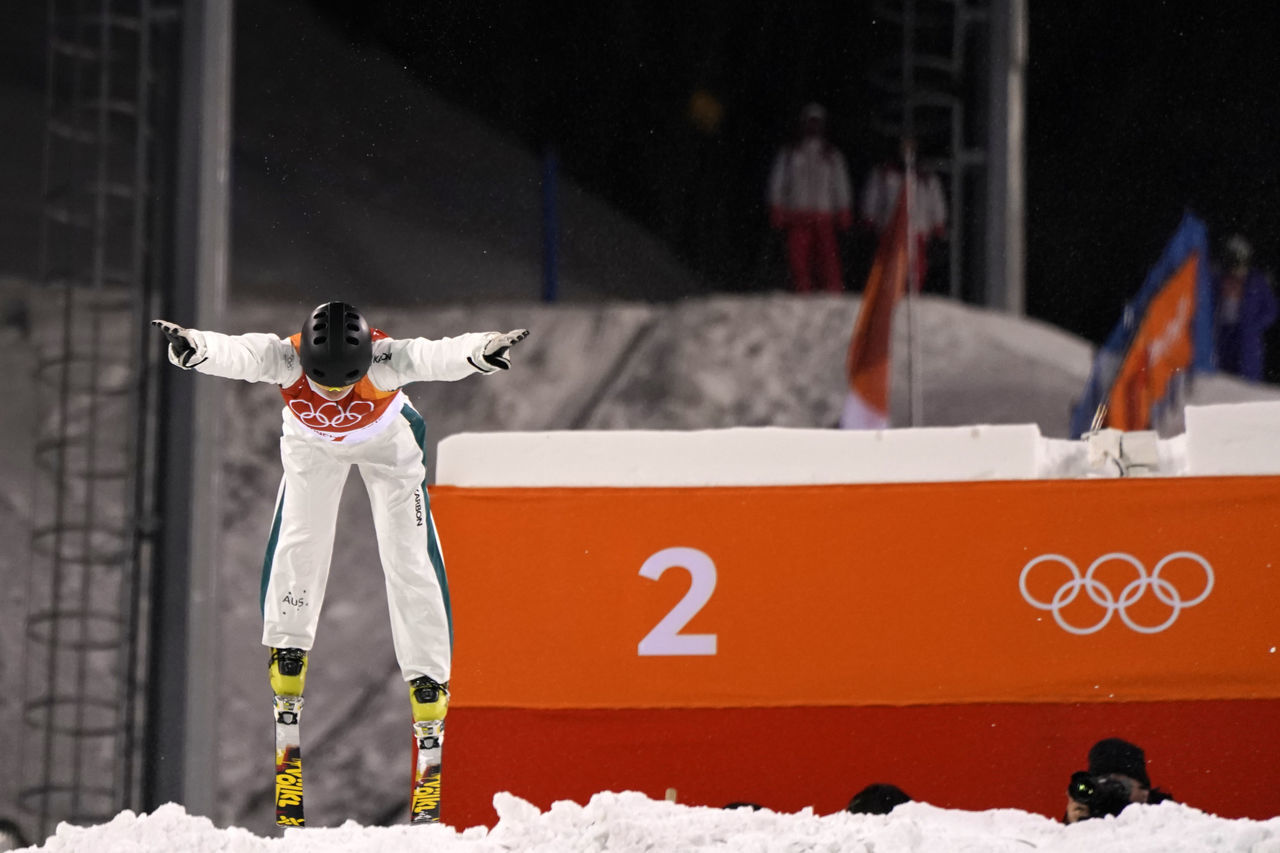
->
[1213, 234, 1277, 381]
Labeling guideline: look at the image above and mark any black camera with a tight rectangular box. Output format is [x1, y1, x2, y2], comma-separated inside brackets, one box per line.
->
[1068, 770, 1133, 819]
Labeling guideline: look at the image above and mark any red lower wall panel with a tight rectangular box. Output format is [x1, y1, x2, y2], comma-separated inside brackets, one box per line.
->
[442, 700, 1280, 829]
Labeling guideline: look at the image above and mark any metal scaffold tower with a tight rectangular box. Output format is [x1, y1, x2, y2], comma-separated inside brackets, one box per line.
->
[868, 0, 1025, 310]
[19, 0, 179, 837]
[869, 0, 985, 301]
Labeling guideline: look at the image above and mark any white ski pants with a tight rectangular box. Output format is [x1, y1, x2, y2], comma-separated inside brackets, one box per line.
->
[260, 404, 452, 684]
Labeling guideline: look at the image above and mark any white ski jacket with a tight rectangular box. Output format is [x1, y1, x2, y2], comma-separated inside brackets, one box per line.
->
[174, 327, 496, 444]
[767, 137, 853, 215]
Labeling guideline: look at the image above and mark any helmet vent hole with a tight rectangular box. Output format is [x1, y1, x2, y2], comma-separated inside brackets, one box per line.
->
[312, 335, 327, 345]
[346, 322, 360, 332]
[344, 369, 359, 379]
[345, 335, 360, 346]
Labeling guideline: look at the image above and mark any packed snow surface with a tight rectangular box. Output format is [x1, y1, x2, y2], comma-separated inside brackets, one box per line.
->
[25, 792, 1280, 853]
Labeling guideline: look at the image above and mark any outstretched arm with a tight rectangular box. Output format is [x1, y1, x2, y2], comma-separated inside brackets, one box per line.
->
[152, 319, 300, 385]
[369, 329, 530, 387]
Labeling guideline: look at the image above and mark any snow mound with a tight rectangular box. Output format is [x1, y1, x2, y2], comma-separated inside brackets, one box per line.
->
[24, 792, 1280, 853]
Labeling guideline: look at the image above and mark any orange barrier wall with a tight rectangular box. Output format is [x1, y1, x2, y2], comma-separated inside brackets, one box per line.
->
[432, 478, 1280, 826]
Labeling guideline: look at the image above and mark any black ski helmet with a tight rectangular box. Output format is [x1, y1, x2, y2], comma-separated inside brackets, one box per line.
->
[298, 301, 372, 387]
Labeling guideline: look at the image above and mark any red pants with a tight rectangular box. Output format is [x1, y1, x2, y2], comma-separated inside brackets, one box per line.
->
[785, 214, 843, 293]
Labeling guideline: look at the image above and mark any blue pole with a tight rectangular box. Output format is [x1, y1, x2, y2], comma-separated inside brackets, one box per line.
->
[541, 148, 559, 303]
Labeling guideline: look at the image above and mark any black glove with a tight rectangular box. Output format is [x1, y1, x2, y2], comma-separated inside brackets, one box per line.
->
[152, 318, 206, 368]
[471, 328, 530, 373]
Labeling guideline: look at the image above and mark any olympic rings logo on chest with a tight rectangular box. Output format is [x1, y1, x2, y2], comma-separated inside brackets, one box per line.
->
[288, 397, 376, 429]
[1019, 551, 1214, 635]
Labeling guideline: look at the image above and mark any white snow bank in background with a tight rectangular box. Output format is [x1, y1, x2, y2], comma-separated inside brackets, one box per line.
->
[25, 792, 1280, 853]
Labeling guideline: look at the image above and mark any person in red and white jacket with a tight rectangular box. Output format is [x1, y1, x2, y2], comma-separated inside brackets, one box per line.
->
[152, 302, 528, 724]
[767, 103, 854, 293]
[859, 138, 948, 292]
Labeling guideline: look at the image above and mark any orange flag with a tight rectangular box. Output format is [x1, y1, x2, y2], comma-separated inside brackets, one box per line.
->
[840, 184, 909, 429]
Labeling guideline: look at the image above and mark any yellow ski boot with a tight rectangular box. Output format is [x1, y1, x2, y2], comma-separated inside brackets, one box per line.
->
[269, 647, 308, 697]
[409, 675, 449, 722]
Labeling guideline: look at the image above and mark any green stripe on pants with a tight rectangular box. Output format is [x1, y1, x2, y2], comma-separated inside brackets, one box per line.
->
[261, 482, 287, 616]
[401, 406, 454, 647]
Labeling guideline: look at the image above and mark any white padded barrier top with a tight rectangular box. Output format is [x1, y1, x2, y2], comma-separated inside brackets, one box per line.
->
[436, 402, 1280, 487]
[436, 425, 1043, 487]
[1185, 401, 1280, 476]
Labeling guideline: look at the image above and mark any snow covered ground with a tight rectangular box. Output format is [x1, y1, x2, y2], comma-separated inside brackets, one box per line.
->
[24, 791, 1280, 852]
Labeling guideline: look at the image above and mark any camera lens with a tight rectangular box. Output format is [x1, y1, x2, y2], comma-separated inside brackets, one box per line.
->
[1068, 771, 1095, 801]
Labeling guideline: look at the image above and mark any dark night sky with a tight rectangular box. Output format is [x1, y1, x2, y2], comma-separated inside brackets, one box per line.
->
[303, 0, 887, 293]
[1024, 3, 1280, 347]
[301, 0, 1280, 359]
[4, 2, 1278, 365]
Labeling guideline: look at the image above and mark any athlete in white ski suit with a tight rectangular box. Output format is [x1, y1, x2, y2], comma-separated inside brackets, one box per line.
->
[153, 313, 527, 691]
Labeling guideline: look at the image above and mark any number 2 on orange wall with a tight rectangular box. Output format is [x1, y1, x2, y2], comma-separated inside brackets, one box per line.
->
[637, 547, 718, 656]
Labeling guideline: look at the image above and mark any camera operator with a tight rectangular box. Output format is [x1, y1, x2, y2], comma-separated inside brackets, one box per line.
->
[1064, 737, 1175, 824]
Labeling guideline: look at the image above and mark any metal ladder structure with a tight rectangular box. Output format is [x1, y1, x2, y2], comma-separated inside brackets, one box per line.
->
[868, 0, 989, 301]
[19, 0, 178, 837]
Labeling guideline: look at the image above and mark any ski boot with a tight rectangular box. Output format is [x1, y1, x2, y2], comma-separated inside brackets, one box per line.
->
[409, 675, 449, 721]
[409, 675, 448, 823]
[269, 647, 308, 696]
